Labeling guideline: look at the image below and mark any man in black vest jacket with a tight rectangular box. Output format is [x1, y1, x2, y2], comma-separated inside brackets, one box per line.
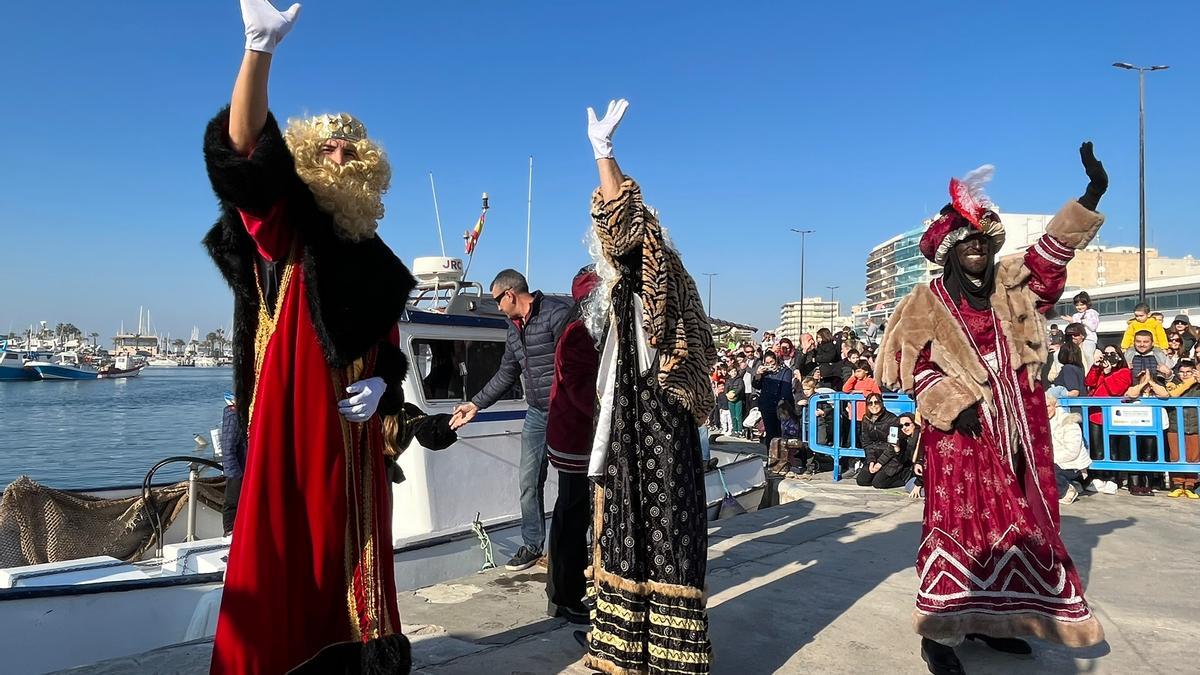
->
[451, 269, 571, 570]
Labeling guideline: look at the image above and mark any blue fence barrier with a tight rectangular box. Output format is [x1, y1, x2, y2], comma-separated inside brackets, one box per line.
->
[804, 392, 1200, 481]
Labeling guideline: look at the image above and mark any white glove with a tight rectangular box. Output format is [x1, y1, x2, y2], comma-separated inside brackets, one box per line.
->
[586, 98, 629, 160]
[338, 377, 387, 422]
[240, 0, 302, 54]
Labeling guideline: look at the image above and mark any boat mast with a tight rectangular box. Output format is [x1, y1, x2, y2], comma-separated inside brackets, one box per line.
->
[525, 155, 533, 280]
[429, 172, 447, 257]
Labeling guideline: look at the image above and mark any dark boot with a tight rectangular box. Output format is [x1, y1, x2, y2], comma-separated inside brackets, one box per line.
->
[921, 638, 965, 675]
[966, 633, 1032, 655]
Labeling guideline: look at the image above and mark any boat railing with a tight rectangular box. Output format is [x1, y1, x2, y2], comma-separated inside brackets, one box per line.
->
[141, 456, 223, 558]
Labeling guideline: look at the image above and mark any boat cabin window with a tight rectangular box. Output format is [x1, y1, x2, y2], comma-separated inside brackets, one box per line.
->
[412, 338, 522, 403]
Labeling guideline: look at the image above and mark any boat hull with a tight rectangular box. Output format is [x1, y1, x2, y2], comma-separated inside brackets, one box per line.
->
[26, 364, 97, 380]
[98, 366, 145, 379]
[0, 365, 39, 381]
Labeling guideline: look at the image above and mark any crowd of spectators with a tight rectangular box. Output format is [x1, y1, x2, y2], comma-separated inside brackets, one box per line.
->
[711, 303, 1200, 503]
[1050, 304, 1200, 500]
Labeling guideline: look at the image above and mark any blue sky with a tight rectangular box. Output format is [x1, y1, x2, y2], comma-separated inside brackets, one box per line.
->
[3, 1, 1198, 339]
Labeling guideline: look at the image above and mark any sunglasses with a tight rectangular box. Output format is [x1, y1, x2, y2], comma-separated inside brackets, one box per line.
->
[492, 288, 510, 303]
[867, 400, 883, 406]
[900, 422, 914, 428]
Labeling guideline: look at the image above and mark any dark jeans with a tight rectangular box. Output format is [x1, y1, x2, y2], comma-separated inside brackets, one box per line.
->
[519, 406, 550, 551]
[855, 465, 911, 489]
[760, 403, 782, 447]
[1055, 467, 1084, 497]
[222, 475, 242, 535]
[546, 471, 590, 613]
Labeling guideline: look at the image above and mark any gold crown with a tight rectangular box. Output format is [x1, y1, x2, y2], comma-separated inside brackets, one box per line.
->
[310, 113, 367, 142]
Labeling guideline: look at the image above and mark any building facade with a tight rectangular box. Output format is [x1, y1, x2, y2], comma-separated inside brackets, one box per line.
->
[778, 297, 840, 339]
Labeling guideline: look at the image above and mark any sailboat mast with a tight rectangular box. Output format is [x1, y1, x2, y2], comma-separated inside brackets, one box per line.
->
[525, 155, 533, 279]
[429, 172, 447, 257]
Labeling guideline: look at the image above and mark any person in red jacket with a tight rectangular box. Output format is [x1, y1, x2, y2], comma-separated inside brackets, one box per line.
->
[1083, 345, 1133, 495]
[545, 267, 602, 624]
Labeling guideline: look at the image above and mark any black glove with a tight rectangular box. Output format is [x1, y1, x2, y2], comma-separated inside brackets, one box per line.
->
[1077, 141, 1108, 211]
[952, 405, 982, 438]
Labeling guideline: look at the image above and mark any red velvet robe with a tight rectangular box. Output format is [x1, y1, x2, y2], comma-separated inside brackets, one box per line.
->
[910, 234, 1103, 646]
[211, 204, 400, 674]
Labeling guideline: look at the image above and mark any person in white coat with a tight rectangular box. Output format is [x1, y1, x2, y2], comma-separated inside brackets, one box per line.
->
[1046, 392, 1091, 504]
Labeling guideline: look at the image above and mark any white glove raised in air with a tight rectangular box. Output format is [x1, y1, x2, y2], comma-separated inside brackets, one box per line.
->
[338, 377, 387, 423]
[586, 98, 629, 160]
[240, 0, 302, 54]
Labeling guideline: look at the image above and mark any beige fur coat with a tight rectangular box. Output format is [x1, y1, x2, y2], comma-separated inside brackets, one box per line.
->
[879, 200, 1104, 431]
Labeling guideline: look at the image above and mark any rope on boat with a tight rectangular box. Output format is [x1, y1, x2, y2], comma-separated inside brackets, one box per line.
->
[472, 512, 495, 570]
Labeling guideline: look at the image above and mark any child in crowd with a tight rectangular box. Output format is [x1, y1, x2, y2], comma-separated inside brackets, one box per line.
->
[768, 400, 803, 474]
[1121, 302, 1168, 350]
[1061, 291, 1100, 364]
[842, 360, 881, 420]
[1046, 392, 1089, 504]
[725, 365, 746, 438]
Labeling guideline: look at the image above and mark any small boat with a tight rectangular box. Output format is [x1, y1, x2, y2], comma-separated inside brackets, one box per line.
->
[25, 352, 98, 381]
[0, 257, 771, 673]
[705, 444, 768, 520]
[0, 349, 39, 381]
[145, 356, 180, 368]
[192, 356, 218, 368]
[98, 355, 146, 379]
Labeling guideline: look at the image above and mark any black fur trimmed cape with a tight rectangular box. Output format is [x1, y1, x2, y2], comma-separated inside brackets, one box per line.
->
[202, 107, 416, 430]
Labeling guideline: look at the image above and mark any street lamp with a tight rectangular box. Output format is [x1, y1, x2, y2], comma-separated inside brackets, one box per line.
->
[1112, 61, 1170, 303]
[826, 285, 839, 332]
[790, 228, 814, 336]
[701, 273, 718, 316]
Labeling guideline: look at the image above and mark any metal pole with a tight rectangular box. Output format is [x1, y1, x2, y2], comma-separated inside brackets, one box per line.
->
[1113, 62, 1168, 300]
[526, 156, 533, 280]
[827, 285, 839, 332]
[1138, 69, 1146, 303]
[791, 229, 814, 337]
[186, 465, 198, 542]
[800, 236, 806, 336]
[701, 273, 718, 316]
[428, 173, 446, 257]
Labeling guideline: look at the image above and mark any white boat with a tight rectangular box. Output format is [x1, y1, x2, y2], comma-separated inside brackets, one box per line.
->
[145, 356, 180, 368]
[706, 445, 768, 520]
[24, 351, 98, 381]
[97, 355, 146, 379]
[0, 349, 39, 381]
[0, 257, 767, 674]
[192, 356, 218, 368]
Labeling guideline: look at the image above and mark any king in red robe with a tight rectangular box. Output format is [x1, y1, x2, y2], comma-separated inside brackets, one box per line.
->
[202, 102, 455, 674]
[880, 144, 1110, 673]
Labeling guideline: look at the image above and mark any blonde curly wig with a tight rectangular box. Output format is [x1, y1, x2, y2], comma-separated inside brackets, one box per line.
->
[283, 114, 391, 241]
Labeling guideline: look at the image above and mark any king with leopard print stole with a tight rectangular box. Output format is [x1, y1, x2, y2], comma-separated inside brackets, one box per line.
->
[582, 98, 716, 674]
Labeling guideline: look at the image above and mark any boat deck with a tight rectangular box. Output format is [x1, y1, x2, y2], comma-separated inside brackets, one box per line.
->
[55, 472, 1197, 674]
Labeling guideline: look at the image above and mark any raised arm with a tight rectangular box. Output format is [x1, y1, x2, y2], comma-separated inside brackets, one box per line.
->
[230, 1, 300, 153]
[1022, 143, 1108, 312]
[589, 99, 629, 201]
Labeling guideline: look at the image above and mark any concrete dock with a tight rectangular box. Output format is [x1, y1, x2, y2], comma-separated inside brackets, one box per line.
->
[60, 475, 1197, 674]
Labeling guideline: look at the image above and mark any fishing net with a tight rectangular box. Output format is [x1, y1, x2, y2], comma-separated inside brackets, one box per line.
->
[0, 475, 224, 568]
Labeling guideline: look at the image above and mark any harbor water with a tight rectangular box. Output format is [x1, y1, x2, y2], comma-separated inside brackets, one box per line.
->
[0, 368, 231, 490]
